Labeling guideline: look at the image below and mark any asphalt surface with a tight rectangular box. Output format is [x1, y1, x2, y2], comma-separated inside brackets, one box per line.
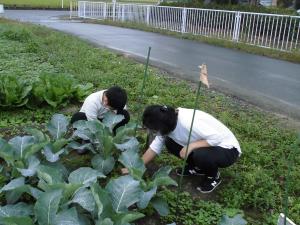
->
[2, 10, 300, 120]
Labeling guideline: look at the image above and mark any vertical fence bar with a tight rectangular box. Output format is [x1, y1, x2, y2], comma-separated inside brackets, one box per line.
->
[262, 15, 268, 47]
[83, 1, 86, 18]
[281, 17, 288, 50]
[70, 1, 72, 19]
[289, 18, 296, 50]
[181, 8, 187, 34]
[233, 11, 241, 42]
[146, 5, 150, 25]
[294, 20, 300, 50]
[276, 17, 283, 49]
[285, 17, 292, 50]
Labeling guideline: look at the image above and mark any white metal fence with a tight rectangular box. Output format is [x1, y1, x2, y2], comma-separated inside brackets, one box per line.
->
[72, 1, 300, 51]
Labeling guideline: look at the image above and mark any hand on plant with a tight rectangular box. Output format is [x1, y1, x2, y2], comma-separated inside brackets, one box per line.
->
[179, 146, 193, 159]
[121, 167, 129, 175]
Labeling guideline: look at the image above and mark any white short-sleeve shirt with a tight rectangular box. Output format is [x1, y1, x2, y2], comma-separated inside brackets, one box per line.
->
[150, 108, 241, 155]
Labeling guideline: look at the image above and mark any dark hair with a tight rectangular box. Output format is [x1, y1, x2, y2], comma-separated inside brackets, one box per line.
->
[142, 105, 177, 136]
[105, 86, 127, 110]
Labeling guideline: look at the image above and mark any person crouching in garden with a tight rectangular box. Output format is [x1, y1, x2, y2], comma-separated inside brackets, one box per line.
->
[141, 105, 241, 193]
[71, 85, 130, 135]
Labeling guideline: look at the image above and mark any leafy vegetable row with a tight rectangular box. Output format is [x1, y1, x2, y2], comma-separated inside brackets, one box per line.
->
[0, 73, 93, 108]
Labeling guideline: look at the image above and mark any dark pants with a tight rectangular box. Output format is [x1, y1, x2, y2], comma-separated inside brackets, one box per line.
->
[165, 137, 239, 177]
[71, 109, 130, 135]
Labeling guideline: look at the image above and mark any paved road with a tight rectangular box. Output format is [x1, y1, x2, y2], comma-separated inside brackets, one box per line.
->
[2, 10, 300, 120]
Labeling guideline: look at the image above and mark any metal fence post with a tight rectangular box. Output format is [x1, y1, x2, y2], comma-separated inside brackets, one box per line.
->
[181, 8, 187, 34]
[122, 5, 125, 22]
[146, 6, 150, 25]
[83, 1, 86, 18]
[113, 2, 116, 21]
[103, 3, 107, 19]
[70, 1, 72, 19]
[233, 11, 241, 42]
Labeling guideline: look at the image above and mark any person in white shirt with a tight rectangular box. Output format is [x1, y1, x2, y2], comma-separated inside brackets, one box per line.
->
[71, 86, 130, 135]
[141, 105, 241, 193]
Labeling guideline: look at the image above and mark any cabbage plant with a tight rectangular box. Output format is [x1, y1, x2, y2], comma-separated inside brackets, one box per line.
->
[0, 112, 177, 224]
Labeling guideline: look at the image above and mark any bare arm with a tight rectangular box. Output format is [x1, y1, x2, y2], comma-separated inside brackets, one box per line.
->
[179, 140, 210, 158]
[142, 147, 157, 165]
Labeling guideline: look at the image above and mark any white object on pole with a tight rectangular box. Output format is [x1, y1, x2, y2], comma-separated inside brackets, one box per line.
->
[62, 0, 64, 8]
[0, 4, 4, 14]
[277, 213, 296, 225]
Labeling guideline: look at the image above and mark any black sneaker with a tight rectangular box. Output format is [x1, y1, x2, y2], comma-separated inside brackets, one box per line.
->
[176, 166, 205, 176]
[197, 175, 221, 193]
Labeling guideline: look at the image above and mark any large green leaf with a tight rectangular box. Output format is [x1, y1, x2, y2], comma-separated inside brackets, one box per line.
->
[137, 186, 157, 209]
[95, 218, 114, 225]
[113, 123, 136, 144]
[70, 188, 95, 212]
[24, 127, 50, 143]
[118, 148, 145, 174]
[42, 183, 82, 205]
[99, 131, 114, 158]
[43, 161, 69, 181]
[113, 212, 145, 225]
[54, 207, 81, 225]
[92, 155, 115, 175]
[5, 185, 30, 204]
[0, 202, 33, 217]
[0, 216, 34, 225]
[34, 189, 63, 225]
[219, 214, 247, 225]
[114, 137, 139, 152]
[37, 164, 64, 185]
[8, 136, 35, 160]
[17, 155, 40, 177]
[27, 186, 43, 199]
[106, 175, 142, 213]
[0, 137, 15, 165]
[1, 177, 25, 192]
[151, 196, 169, 216]
[67, 141, 95, 154]
[68, 167, 105, 186]
[102, 112, 124, 132]
[72, 129, 94, 141]
[47, 114, 69, 140]
[23, 142, 47, 161]
[43, 144, 65, 163]
[90, 184, 114, 220]
[85, 120, 105, 134]
[149, 166, 177, 188]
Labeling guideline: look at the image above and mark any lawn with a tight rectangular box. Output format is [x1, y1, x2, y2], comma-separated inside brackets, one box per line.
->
[0, 0, 158, 8]
[0, 18, 299, 225]
[0, 0, 73, 8]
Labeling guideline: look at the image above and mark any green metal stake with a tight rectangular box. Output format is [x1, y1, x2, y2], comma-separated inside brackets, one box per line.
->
[134, 46, 152, 136]
[175, 64, 208, 223]
[283, 135, 299, 225]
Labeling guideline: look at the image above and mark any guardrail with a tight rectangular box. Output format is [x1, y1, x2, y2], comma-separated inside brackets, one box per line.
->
[72, 1, 300, 52]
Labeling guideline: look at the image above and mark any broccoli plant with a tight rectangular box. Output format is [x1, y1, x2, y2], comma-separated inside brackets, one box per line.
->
[70, 112, 139, 176]
[0, 112, 177, 224]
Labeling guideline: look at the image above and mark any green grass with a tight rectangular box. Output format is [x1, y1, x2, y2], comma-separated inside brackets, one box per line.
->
[0, 0, 72, 8]
[0, 18, 299, 224]
[0, 0, 158, 8]
[80, 18, 300, 64]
